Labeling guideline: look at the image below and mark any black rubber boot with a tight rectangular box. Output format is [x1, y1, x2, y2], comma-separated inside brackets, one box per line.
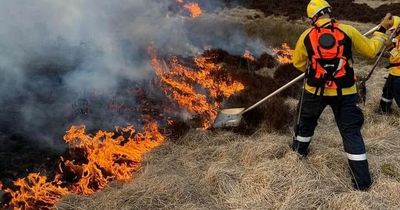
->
[379, 99, 392, 114]
[292, 137, 309, 157]
[349, 160, 372, 191]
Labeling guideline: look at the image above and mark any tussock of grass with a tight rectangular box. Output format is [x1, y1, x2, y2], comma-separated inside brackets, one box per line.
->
[381, 164, 400, 181]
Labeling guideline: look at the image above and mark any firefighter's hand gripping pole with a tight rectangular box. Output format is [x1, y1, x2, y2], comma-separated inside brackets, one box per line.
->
[212, 73, 305, 128]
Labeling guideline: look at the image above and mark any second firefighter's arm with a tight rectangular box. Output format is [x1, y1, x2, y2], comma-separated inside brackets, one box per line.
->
[340, 24, 388, 59]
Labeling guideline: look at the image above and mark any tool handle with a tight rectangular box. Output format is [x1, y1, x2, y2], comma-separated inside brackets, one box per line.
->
[364, 25, 381, 37]
[242, 73, 305, 114]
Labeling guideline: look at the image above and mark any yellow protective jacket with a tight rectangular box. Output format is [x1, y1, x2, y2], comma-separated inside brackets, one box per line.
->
[388, 35, 400, 76]
[293, 18, 388, 96]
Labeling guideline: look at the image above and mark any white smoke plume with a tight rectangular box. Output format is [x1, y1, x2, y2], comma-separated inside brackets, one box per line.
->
[0, 0, 266, 149]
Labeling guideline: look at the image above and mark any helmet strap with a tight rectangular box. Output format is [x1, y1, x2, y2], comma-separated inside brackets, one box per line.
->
[311, 7, 332, 25]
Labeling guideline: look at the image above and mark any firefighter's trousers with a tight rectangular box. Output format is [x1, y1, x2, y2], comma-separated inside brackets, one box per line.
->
[293, 91, 371, 190]
[380, 74, 400, 113]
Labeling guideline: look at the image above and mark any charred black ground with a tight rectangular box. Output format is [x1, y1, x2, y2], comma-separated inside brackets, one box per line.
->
[229, 0, 400, 23]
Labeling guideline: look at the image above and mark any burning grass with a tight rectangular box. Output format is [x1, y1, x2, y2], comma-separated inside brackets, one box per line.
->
[176, 0, 202, 18]
[3, 122, 165, 209]
[148, 47, 246, 129]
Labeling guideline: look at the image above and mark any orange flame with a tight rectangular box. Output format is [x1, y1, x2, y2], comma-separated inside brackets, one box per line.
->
[63, 122, 164, 195]
[273, 43, 294, 64]
[5, 174, 69, 210]
[243, 50, 255, 62]
[176, 0, 202, 18]
[4, 122, 164, 209]
[148, 47, 244, 128]
[183, 3, 202, 17]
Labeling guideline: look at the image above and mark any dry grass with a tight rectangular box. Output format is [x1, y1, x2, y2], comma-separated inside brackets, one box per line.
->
[58, 9, 400, 210]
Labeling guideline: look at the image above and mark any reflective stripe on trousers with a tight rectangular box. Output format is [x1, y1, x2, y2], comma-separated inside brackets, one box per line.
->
[381, 97, 393, 103]
[347, 153, 367, 161]
[296, 136, 312, 143]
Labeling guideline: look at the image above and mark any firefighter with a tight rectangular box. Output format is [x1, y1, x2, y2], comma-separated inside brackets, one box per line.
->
[292, 0, 393, 191]
[380, 16, 400, 113]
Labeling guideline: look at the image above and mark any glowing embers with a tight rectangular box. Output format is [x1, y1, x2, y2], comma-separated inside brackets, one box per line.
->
[5, 122, 164, 210]
[148, 47, 245, 128]
[273, 43, 294, 64]
[243, 50, 255, 62]
[176, 0, 202, 18]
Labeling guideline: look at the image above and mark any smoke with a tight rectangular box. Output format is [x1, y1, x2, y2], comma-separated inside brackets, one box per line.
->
[0, 0, 266, 149]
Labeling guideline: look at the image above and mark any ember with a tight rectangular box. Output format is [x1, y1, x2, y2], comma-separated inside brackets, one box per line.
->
[243, 50, 256, 62]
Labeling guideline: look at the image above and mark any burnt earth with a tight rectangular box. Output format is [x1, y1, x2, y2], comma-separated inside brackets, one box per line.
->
[0, 133, 61, 189]
[232, 0, 400, 23]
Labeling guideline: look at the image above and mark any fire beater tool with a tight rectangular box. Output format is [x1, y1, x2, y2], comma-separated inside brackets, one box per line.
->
[213, 25, 381, 128]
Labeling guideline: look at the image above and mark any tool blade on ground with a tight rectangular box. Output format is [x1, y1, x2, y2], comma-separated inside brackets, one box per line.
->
[212, 108, 245, 128]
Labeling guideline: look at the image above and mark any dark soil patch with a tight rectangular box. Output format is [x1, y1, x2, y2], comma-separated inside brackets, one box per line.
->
[233, 0, 400, 23]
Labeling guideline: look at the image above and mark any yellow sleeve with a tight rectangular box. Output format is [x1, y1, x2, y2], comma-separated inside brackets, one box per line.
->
[389, 35, 400, 64]
[339, 24, 388, 59]
[293, 29, 311, 72]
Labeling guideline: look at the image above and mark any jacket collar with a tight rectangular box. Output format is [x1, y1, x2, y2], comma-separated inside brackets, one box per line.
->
[314, 17, 332, 27]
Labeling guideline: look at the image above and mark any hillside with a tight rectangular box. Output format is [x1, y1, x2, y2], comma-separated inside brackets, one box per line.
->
[57, 8, 400, 210]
